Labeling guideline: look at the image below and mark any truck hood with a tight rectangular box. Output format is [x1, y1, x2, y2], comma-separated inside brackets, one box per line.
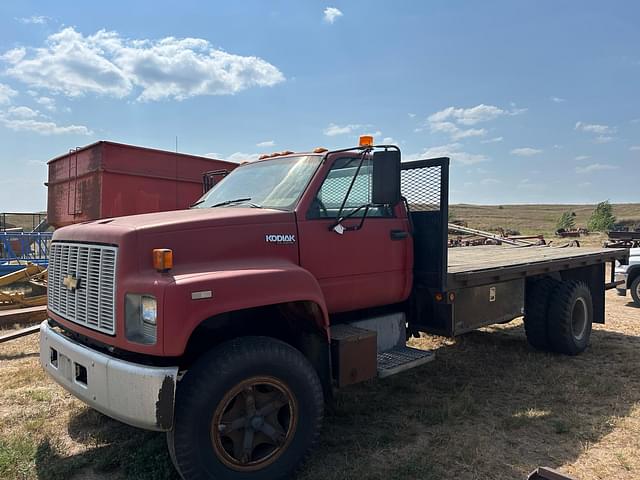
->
[52, 206, 300, 275]
[52, 207, 293, 244]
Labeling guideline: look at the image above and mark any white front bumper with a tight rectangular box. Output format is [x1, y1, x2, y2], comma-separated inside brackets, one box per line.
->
[39, 321, 178, 431]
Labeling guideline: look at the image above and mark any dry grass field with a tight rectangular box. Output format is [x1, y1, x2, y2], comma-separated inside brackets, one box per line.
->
[450, 203, 640, 242]
[1, 292, 639, 480]
[1, 203, 639, 480]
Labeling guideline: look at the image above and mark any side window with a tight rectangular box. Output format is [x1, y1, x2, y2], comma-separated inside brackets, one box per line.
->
[309, 157, 393, 219]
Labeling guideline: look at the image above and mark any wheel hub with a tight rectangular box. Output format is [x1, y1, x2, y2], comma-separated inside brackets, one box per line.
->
[211, 376, 298, 472]
[571, 297, 588, 341]
[250, 416, 265, 430]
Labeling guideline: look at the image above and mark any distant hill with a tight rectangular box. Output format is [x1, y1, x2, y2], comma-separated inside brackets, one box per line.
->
[450, 203, 640, 237]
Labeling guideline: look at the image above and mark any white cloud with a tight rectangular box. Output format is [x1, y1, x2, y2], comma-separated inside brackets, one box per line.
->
[481, 136, 503, 144]
[408, 113, 416, 118]
[574, 155, 590, 161]
[575, 121, 614, 135]
[452, 127, 486, 140]
[323, 123, 363, 136]
[256, 140, 275, 147]
[34, 96, 56, 111]
[630, 146, 640, 151]
[0, 104, 92, 135]
[323, 7, 343, 24]
[429, 104, 504, 126]
[0, 117, 92, 135]
[2, 27, 285, 102]
[405, 143, 488, 165]
[225, 152, 262, 163]
[363, 130, 382, 138]
[575, 163, 619, 174]
[382, 137, 396, 145]
[0, 84, 18, 105]
[425, 103, 524, 141]
[480, 178, 501, 185]
[2, 47, 26, 64]
[7, 106, 39, 118]
[18, 16, 50, 25]
[510, 147, 542, 156]
[594, 135, 614, 144]
[551, 96, 566, 103]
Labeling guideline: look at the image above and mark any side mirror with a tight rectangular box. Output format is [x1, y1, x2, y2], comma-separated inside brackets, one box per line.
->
[371, 150, 401, 205]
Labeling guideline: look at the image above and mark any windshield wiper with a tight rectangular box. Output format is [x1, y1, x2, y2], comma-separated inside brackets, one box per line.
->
[210, 197, 253, 208]
[190, 199, 206, 208]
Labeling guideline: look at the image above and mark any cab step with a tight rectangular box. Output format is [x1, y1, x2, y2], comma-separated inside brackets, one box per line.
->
[377, 346, 435, 378]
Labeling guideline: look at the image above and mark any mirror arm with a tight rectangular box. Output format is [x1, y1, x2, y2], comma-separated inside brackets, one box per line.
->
[334, 149, 370, 222]
[347, 205, 371, 232]
[329, 203, 371, 231]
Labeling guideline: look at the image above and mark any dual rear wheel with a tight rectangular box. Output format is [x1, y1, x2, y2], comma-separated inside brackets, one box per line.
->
[524, 279, 593, 355]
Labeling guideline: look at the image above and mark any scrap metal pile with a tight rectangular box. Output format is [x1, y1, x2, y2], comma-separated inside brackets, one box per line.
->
[448, 223, 547, 248]
[0, 263, 47, 310]
[604, 228, 640, 248]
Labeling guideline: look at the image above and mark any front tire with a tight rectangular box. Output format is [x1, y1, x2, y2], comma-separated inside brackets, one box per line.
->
[168, 336, 324, 480]
[630, 276, 640, 307]
[547, 281, 593, 355]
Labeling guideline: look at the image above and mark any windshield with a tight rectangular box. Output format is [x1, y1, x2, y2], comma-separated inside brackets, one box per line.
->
[192, 155, 322, 210]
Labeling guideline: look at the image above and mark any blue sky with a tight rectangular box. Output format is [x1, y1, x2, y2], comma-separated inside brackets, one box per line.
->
[0, 1, 638, 212]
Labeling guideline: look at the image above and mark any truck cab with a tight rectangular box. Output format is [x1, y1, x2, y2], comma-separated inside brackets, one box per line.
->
[39, 140, 627, 480]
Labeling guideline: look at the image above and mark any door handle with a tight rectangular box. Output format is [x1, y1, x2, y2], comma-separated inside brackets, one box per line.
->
[390, 230, 409, 240]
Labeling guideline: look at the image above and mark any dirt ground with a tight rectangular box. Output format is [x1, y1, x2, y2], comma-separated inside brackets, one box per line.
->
[0, 288, 638, 480]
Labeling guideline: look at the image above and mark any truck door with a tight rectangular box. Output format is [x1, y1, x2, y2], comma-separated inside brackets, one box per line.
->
[297, 155, 412, 313]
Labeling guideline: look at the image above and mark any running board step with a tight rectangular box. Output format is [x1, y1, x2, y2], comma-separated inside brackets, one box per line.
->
[377, 346, 435, 378]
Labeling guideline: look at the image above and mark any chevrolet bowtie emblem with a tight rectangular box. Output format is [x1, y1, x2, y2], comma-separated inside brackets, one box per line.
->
[63, 274, 80, 292]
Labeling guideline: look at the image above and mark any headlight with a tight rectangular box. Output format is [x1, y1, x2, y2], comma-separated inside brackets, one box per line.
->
[141, 296, 157, 325]
[125, 294, 157, 345]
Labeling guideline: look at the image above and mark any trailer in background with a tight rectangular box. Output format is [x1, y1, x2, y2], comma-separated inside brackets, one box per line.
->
[46, 141, 237, 228]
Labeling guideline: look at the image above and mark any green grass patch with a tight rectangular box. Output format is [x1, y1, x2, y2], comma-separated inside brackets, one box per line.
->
[0, 435, 37, 480]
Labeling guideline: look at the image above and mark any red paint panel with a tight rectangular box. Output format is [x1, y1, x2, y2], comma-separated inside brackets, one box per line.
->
[50, 208, 328, 356]
[47, 141, 236, 228]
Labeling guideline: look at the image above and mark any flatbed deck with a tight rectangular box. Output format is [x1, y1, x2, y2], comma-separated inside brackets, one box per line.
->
[447, 245, 628, 288]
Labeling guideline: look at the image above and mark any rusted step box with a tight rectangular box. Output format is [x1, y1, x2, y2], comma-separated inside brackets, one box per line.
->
[330, 324, 377, 387]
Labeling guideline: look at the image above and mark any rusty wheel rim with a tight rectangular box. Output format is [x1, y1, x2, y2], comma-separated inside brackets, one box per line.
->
[211, 376, 298, 471]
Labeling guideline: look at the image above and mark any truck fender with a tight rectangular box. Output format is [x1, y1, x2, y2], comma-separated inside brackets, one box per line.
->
[627, 264, 640, 287]
[161, 263, 329, 356]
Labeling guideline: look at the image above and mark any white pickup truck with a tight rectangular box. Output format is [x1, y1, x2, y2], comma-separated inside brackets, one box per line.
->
[616, 248, 640, 306]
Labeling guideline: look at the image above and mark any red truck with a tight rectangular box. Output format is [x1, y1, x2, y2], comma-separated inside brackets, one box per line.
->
[40, 139, 628, 480]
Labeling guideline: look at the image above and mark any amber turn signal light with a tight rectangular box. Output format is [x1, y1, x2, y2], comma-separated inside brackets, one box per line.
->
[153, 249, 173, 272]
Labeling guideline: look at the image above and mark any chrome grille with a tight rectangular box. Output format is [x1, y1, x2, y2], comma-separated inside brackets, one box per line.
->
[48, 242, 117, 335]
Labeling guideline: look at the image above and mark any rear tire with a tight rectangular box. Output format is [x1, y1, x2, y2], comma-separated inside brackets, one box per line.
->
[547, 281, 593, 355]
[631, 276, 640, 307]
[524, 278, 558, 351]
[168, 336, 324, 480]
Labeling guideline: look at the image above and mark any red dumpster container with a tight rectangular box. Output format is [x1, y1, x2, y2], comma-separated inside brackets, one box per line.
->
[47, 141, 237, 228]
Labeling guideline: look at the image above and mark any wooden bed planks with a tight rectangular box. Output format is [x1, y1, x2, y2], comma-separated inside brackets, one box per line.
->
[447, 245, 621, 275]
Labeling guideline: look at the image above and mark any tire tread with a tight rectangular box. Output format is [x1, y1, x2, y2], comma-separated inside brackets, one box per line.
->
[169, 336, 324, 480]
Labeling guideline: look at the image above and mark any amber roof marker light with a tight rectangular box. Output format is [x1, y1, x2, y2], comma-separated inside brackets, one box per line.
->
[359, 135, 374, 147]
